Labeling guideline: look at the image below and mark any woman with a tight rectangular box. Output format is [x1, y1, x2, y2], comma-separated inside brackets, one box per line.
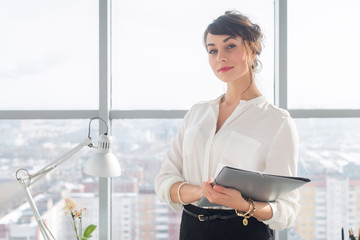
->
[155, 10, 300, 240]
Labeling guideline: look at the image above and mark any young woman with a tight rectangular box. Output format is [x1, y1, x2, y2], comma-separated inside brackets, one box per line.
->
[155, 10, 300, 240]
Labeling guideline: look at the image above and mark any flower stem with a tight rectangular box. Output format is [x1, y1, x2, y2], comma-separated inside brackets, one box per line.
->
[71, 212, 80, 240]
[79, 217, 83, 236]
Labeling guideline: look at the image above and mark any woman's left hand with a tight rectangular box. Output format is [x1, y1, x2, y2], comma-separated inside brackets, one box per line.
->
[201, 179, 248, 211]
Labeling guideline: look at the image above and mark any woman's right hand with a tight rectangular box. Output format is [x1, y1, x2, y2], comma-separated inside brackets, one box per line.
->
[201, 178, 248, 210]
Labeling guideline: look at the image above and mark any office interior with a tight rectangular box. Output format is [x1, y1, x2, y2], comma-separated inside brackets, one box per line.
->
[1, 0, 359, 240]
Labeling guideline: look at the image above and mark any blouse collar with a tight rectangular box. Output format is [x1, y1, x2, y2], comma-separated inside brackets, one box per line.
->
[209, 94, 267, 107]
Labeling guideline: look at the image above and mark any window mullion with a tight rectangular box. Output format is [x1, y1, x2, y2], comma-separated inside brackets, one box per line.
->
[275, 0, 289, 240]
[289, 109, 360, 118]
[110, 110, 187, 119]
[99, 0, 112, 239]
[274, 0, 288, 110]
[0, 110, 98, 119]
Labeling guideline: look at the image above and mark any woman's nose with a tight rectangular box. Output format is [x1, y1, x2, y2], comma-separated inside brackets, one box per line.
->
[216, 51, 227, 62]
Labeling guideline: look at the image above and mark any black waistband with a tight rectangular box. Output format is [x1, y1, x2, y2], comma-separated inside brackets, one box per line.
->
[183, 204, 238, 222]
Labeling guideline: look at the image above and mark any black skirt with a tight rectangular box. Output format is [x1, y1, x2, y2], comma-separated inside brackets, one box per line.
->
[180, 204, 274, 240]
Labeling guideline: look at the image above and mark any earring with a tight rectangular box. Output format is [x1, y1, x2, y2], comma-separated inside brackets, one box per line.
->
[251, 64, 254, 70]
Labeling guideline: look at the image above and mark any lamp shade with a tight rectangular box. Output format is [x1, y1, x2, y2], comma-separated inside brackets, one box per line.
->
[84, 134, 121, 177]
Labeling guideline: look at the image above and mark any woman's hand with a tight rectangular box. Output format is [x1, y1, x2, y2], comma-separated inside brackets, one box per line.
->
[201, 179, 249, 211]
[201, 179, 274, 221]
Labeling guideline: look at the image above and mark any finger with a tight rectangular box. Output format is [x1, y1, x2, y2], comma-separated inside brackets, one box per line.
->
[202, 179, 211, 185]
[202, 179, 215, 189]
[213, 185, 241, 198]
[201, 181, 211, 190]
[213, 184, 236, 195]
[201, 181, 213, 195]
[213, 184, 226, 192]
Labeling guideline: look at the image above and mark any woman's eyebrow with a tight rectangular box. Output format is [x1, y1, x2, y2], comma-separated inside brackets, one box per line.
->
[207, 36, 237, 47]
[223, 36, 237, 42]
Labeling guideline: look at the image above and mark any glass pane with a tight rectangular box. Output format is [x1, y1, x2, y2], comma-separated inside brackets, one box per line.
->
[0, 1, 99, 110]
[289, 118, 360, 240]
[0, 120, 99, 239]
[112, 0, 274, 110]
[288, 0, 360, 109]
[112, 119, 183, 239]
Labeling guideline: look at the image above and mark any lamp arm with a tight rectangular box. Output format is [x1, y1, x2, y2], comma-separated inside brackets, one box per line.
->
[15, 137, 93, 240]
[23, 184, 55, 240]
[17, 137, 93, 187]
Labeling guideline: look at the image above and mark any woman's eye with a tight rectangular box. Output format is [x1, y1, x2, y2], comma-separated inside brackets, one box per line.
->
[227, 44, 236, 49]
[208, 49, 217, 54]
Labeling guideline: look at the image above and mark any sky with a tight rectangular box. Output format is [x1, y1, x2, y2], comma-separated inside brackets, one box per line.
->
[287, 0, 360, 109]
[0, 0, 359, 110]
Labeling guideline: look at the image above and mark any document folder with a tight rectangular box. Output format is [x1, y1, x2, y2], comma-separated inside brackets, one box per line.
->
[197, 165, 311, 208]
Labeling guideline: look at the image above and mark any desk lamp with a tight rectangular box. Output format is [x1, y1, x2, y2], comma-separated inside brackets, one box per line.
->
[15, 117, 121, 240]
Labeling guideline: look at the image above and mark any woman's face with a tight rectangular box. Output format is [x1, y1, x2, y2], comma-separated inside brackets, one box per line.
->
[206, 33, 252, 84]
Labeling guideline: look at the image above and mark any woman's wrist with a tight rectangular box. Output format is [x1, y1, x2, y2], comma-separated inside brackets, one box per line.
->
[235, 198, 256, 226]
[251, 201, 273, 221]
[237, 198, 250, 212]
[177, 182, 188, 205]
[182, 184, 202, 203]
[171, 182, 202, 204]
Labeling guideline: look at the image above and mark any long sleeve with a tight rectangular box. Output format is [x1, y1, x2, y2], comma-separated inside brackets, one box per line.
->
[261, 117, 301, 230]
[155, 109, 191, 212]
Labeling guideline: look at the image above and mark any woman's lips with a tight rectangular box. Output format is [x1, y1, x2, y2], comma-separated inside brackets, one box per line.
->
[218, 66, 233, 73]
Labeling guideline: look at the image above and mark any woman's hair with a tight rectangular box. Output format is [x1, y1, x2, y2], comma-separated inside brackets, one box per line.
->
[203, 10, 264, 75]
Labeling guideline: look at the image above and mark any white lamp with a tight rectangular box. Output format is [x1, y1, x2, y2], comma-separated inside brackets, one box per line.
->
[15, 117, 121, 240]
[84, 134, 121, 177]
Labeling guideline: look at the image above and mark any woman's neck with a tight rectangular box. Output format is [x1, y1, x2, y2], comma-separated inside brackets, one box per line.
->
[223, 80, 261, 106]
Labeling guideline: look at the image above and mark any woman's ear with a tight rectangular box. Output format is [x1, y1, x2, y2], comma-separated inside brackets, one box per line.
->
[252, 51, 257, 60]
[246, 53, 256, 69]
[244, 41, 256, 65]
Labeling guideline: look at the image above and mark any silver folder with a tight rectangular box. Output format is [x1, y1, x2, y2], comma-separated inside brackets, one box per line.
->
[197, 166, 311, 208]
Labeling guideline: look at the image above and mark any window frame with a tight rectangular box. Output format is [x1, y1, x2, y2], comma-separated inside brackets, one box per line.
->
[275, 0, 359, 239]
[1, 0, 359, 239]
[276, 1, 360, 118]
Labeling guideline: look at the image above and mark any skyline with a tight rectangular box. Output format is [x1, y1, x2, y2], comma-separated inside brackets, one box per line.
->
[1, 118, 360, 240]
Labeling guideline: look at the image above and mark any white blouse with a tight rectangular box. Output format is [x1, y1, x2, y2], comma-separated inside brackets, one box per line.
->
[155, 95, 300, 230]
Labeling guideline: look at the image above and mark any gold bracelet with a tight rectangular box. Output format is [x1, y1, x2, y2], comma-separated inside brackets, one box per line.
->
[247, 198, 256, 217]
[235, 198, 256, 226]
[235, 201, 252, 217]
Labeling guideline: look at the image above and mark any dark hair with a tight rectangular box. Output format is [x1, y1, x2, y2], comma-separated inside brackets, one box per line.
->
[204, 10, 264, 74]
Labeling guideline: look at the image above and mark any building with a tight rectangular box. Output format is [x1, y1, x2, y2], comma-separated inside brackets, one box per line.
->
[296, 175, 360, 240]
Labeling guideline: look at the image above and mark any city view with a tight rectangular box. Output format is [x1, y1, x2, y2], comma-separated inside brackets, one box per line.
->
[0, 118, 360, 239]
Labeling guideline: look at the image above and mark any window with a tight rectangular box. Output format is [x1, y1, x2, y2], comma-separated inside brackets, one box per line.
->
[111, 0, 274, 110]
[292, 118, 360, 240]
[0, 120, 99, 239]
[288, 0, 360, 109]
[287, 1, 360, 239]
[0, 0, 99, 110]
[1, 1, 358, 240]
